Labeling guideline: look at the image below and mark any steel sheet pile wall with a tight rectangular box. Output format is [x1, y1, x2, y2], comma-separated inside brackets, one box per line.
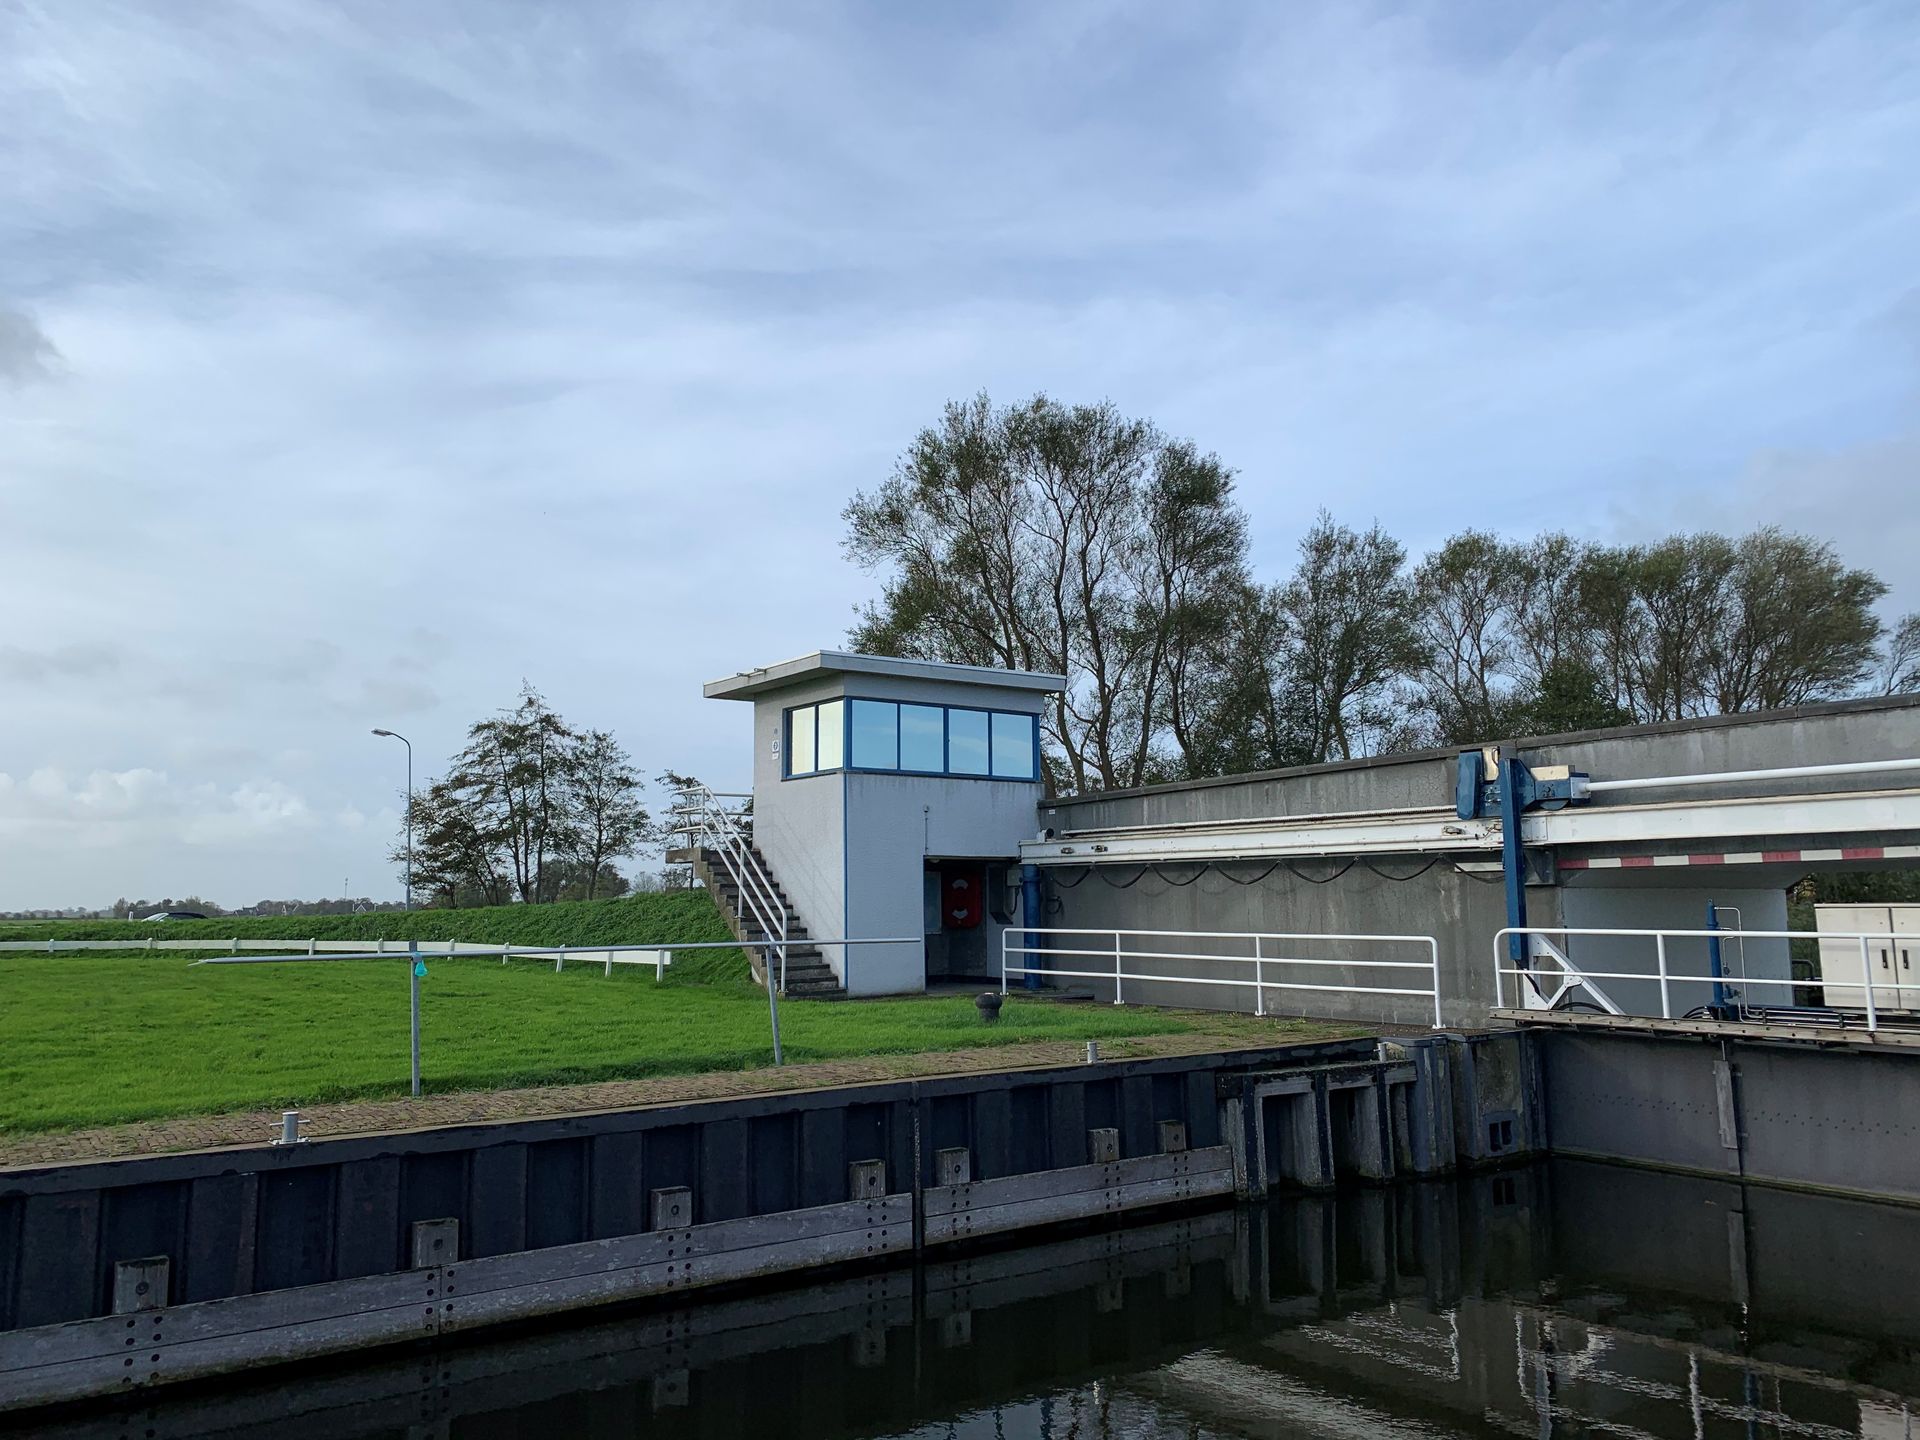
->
[1532, 1022, 1920, 1202]
[0, 1038, 1389, 1411]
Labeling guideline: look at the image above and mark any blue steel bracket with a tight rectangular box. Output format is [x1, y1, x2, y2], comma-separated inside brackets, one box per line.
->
[1454, 749, 1590, 820]
[1456, 749, 1590, 970]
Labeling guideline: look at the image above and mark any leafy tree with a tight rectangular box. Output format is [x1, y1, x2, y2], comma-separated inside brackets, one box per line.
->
[393, 690, 651, 906]
[397, 778, 511, 909]
[1509, 657, 1635, 736]
[1408, 530, 1523, 743]
[1707, 529, 1885, 712]
[844, 392, 1249, 791]
[448, 686, 580, 905]
[1272, 513, 1425, 761]
[1575, 531, 1883, 721]
[1878, 612, 1920, 694]
[565, 730, 651, 900]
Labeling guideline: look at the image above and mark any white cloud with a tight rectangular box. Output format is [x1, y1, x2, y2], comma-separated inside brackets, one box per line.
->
[0, 306, 59, 386]
[1, 0, 1917, 906]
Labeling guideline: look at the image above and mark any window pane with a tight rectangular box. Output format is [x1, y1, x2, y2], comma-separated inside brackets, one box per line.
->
[947, 708, 990, 774]
[991, 711, 1036, 778]
[900, 704, 944, 771]
[816, 699, 845, 771]
[788, 705, 816, 776]
[849, 699, 897, 769]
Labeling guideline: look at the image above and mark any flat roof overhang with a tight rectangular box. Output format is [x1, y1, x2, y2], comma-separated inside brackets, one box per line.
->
[704, 649, 1066, 701]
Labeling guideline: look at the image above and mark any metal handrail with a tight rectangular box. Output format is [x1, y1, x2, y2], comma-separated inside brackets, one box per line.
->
[669, 782, 790, 989]
[1002, 926, 1443, 1027]
[1492, 926, 1918, 1030]
[195, 935, 918, 1078]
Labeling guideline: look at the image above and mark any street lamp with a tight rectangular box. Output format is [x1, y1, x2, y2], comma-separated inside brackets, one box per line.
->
[371, 729, 413, 910]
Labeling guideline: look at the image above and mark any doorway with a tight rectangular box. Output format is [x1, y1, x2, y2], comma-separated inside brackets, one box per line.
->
[923, 858, 991, 983]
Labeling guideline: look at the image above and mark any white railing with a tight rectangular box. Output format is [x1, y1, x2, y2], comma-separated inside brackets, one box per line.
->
[0, 937, 619, 956]
[669, 782, 792, 987]
[196, 935, 920, 1078]
[1002, 926, 1443, 1027]
[1493, 926, 1918, 1030]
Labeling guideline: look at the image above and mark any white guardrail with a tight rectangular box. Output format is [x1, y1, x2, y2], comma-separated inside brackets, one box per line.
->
[1002, 926, 1443, 1027]
[1494, 926, 1920, 1031]
[0, 936, 671, 974]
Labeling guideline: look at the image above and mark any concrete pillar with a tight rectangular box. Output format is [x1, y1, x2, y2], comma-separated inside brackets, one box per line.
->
[1329, 1080, 1390, 1182]
[1257, 1081, 1331, 1190]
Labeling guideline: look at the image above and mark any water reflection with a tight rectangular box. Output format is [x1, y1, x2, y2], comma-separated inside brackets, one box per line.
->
[18, 1159, 1920, 1439]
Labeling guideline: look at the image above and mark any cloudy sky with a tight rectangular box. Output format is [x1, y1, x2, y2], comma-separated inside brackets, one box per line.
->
[3, 1, 1917, 910]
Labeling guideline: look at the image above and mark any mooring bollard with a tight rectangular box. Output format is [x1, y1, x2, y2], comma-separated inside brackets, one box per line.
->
[1085, 1040, 1100, 1064]
[271, 1110, 307, 1146]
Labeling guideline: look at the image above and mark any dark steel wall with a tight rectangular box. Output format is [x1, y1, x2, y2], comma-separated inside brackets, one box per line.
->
[0, 1039, 1373, 1333]
[1536, 1026, 1920, 1202]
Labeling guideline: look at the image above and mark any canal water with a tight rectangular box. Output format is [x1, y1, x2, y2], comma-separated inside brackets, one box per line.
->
[17, 1157, 1920, 1439]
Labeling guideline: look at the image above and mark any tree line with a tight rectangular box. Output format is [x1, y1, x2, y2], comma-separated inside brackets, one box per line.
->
[845, 392, 1920, 795]
[394, 687, 654, 908]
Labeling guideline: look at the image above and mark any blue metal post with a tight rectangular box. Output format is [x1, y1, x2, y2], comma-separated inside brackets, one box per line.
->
[1498, 756, 1530, 969]
[1021, 863, 1043, 992]
[1707, 901, 1727, 1013]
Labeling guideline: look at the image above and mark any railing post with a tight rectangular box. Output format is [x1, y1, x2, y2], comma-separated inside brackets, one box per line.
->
[763, 939, 784, 1065]
[1113, 932, 1124, 1006]
[408, 942, 422, 1098]
[1253, 936, 1264, 1017]
[1861, 936, 1878, 1032]
[1654, 933, 1671, 1019]
[1430, 941, 1443, 1028]
[1000, 930, 1009, 995]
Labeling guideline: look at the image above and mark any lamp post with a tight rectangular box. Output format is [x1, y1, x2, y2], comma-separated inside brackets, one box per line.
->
[371, 729, 412, 910]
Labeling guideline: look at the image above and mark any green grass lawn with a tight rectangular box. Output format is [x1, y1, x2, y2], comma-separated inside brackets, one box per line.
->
[0, 953, 1198, 1134]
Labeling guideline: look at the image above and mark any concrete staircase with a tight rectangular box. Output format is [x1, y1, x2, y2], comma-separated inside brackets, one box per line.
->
[688, 845, 845, 998]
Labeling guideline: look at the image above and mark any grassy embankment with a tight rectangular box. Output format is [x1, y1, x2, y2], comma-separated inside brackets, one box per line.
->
[0, 891, 1207, 1134]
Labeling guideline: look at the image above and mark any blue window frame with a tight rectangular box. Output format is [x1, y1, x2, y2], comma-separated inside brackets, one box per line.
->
[781, 699, 1040, 781]
[850, 699, 898, 769]
[900, 704, 944, 771]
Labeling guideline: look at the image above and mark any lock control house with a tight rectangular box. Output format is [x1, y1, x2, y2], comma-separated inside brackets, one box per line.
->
[703, 651, 1065, 995]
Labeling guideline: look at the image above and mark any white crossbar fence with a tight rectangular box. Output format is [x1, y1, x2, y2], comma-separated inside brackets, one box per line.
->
[1002, 926, 1443, 1027]
[1493, 926, 1919, 1031]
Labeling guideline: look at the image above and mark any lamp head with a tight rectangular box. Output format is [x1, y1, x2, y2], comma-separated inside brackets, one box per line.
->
[371, 728, 393, 737]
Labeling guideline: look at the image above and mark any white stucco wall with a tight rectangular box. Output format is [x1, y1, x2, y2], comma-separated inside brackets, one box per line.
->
[743, 669, 1052, 996]
[747, 676, 845, 976]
